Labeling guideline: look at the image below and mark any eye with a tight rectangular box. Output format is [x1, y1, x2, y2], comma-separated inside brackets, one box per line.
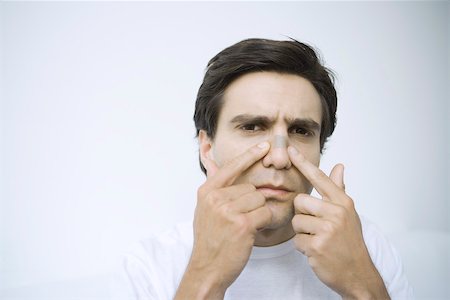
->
[240, 124, 261, 131]
[291, 127, 313, 137]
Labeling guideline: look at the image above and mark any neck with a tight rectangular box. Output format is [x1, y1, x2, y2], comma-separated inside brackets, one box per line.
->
[254, 223, 295, 247]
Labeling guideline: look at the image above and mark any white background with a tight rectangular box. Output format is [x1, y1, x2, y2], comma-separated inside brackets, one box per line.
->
[1, 1, 449, 299]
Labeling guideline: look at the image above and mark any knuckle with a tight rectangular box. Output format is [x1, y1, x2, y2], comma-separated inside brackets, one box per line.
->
[334, 205, 347, 219]
[310, 238, 325, 256]
[253, 193, 265, 206]
[291, 215, 302, 230]
[293, 195, 301, 207]
[219, 202, 233, 216]
[311, 169, 326, 182]
[293, 235, 304, 252]
[205, 190, 222, 206]
[207, 189, 220, 201]
[231, 146, 262, 168]
[308, 257, 318, 268]
[197, 184, 208, 199]
[321, 221, 336, 234]
[292, 213, 303, 224]
[222, 152, 237, 165]
[243, 183, 256, 192]
[235, 215, 251, 232]
[343, 196, 355, 210]
[228, 156, 242, 169]
[294, 194, 306, 207]
[249, 145, 262, 155]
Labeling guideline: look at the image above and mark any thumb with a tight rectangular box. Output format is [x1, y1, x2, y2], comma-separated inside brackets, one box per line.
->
[329, 163, 345, 190]
[202, 156, 219, 178]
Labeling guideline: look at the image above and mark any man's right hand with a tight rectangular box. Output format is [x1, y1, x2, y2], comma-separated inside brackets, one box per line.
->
[174, 141, 273, 300]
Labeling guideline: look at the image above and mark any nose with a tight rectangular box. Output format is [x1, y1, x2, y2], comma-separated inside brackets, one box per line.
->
[262, 135, 292, 170]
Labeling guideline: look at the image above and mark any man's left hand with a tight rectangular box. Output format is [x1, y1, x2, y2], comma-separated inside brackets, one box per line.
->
[287, 146, 390, 300]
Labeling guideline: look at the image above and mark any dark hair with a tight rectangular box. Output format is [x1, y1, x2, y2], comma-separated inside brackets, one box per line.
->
[194, 38, 337, 174]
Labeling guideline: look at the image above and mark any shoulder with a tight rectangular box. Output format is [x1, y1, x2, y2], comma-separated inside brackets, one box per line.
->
[360, 216, 414, 299]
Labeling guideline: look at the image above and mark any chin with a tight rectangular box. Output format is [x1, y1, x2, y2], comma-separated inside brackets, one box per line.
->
[264, 199, 295, 230]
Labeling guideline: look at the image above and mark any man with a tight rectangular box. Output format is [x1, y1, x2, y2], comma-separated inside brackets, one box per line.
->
[115, 38, 413, 299]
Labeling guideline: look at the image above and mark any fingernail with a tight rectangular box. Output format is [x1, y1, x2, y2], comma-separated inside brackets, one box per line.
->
[288, 146, 298, 155]
[257, 141, 270, 150]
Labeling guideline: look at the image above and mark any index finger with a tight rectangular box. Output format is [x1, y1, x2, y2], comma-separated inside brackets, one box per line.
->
[205, 141, 270, 189]
[287, 146, 341, 199]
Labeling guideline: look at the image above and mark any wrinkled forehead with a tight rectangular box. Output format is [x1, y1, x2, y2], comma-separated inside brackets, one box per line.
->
[219, 72, 322, 124]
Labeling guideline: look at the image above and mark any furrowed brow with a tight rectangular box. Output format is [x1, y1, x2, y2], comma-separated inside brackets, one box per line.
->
[230, 114, 274, 126]
[229, 114, 321, 133]
[287, 118, 321, 133]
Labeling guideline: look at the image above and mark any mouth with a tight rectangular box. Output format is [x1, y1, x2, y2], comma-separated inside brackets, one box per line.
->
[255, 184, 293, 200]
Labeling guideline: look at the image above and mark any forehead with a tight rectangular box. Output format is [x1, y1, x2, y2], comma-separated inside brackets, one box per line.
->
[220, 72, 322, 123]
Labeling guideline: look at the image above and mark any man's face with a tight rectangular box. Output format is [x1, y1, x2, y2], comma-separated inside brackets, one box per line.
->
[201, 71, 322, 231]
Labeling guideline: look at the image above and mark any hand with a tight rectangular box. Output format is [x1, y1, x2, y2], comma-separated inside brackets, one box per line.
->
[288, 146, 390, 300]
[175, 142, 273, 300]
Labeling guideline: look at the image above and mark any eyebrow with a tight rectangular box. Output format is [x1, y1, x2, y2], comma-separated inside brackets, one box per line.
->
[230, 114, 321, 132]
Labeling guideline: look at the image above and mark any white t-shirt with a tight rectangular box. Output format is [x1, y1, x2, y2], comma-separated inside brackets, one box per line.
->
[112, 217, 413, 299]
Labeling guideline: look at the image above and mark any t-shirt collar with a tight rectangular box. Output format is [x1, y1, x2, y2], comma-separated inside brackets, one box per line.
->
[250, 238, 296, 259]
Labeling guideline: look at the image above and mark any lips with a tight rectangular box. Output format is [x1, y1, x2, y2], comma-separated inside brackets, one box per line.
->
[256, 184, 291, 192]
[255, 184, 293, 200]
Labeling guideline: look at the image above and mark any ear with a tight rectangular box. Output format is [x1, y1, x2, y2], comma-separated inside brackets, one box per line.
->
[198, 130, 214, 166]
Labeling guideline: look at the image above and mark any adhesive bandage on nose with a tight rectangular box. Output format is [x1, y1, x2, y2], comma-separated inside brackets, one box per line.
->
[273, 135, 287, 149]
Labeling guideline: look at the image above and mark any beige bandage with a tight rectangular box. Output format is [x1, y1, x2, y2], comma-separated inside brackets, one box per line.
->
[273, 135, 287, 149]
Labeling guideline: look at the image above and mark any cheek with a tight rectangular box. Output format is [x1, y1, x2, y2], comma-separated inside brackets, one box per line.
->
[305, 148, 320, 165]
[295, 141, 321, 166]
